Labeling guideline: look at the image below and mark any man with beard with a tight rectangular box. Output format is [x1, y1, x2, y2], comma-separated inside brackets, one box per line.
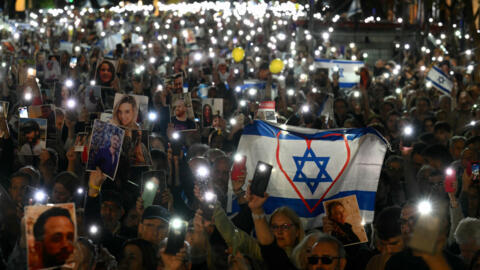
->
[171, 99, 195, 131]
[19, 120, 43, 156]
[33, 207, 75, 269]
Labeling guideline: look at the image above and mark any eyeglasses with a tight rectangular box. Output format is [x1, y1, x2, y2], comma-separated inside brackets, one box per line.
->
[307, 255, 341, 265]
[399, 216, 418, 226]
[270, 223, 295, 232]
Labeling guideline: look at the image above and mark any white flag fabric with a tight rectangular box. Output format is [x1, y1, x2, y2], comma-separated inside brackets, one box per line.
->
[232, 120, 387, 228]
[426, 66, 453, 95]
[315, 59, 364, 88]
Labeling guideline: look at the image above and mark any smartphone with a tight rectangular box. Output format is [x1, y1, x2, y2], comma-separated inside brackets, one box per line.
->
[142, 171, 167, 208]
[408, 201, 447, 254]
[231, 155, 247, 181]
[251, 161, 273, 197]
[70, 57, 77, 69]
[18, 106, 28, 118]
[165, 219, 188, 255]
[444, 169, 456, 193]
[472, 162, 480, 181]
[200, 192, 217, 220]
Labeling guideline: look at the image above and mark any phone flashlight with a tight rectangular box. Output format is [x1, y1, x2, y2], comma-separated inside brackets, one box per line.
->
[65, 79, 74, 88]
[287, 89, 295, 96]
[77, 187, 84, 195]
[172, 132, 180, 140]
[145, 181, 156, 191]
[171, 218, 183, 229]
[34, 190, 47, 202]
[403, 125, 413, 136]
[24, 92, 32, 101]
[301, 105, 310, 113]
[89, 225, 99, 235]
[239, 100, 247, 107]
[27, 68, 36, 77]
[258, 164, 267, 172]
[148, 112, 157, 121]
[67, 99, 76, 109]
[234, 153, 243, 162]
[90, 80, 96, 86]
[230, 118, 237, 125]
[248, 88, 257, 96]
[196, 166, 209, 178]
[353, 91, 360, 98]
[204, 191, 216, 202]
[445, 168, 454, 176]
[417, 200, 432, 215]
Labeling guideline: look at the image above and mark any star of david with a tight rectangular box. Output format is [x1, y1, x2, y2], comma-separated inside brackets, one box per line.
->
[438, 76, 445, 84]
[332, 66, 345, 78]
[292, 147, 333, 194]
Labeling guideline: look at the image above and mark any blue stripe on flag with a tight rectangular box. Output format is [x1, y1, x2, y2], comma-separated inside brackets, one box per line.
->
[426, 77, 451, 95]
[314, 59, 364, 65]
[262, 190, 376, 217]
[339, 82, 357, 88]
[432, 66, 450, 79]
[242, 120, 386, 144]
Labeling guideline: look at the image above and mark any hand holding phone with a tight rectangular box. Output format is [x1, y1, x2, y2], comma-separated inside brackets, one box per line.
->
[165, 218, 188, 255]
[250, 161, 273, 197]
[231, 155, 247, 181]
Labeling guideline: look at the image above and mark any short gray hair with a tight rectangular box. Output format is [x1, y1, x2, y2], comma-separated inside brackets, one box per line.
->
[454, 217, 480, 245]
[291, 231, 324, 269]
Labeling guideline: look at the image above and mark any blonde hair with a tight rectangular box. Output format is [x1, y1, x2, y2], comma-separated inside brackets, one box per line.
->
[270, 206, 305, 245]
[112, 95, 138, 129]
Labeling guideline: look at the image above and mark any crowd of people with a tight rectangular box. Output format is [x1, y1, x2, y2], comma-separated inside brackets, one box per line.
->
[0, 1, 480, 270]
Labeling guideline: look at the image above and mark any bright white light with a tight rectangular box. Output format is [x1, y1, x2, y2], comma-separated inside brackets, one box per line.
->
[148, 112, 157, 121]
[468, 65, 474, 72]
[322, 32, 329, 40]
[403, 125, 413, 136]
[27, 68, 35, 76]
[404, 44, 410, 50]
[197, 166, 209, 178]
[312, 87, 318, 93]
[65, 79, 74, 88]
[417, 200, 432, 215]
[426, 81, 432, 88]
[77, 188, 84, 195]
[470, 120, 476, 126]
[234, 154, 243, 162]
[277, 32, 286, 41]
[34, 190, 46, 202]
[397, 18, 403, 23]
[89, 225, 98, 234]
[230, 118, 237, 125]
[395, 88, 402, 94]
[204, 191, 216, 202]
[420, 66, 426, 71]
[24, 92, 32, 101]
[194, 52, 202, 61]
[149, 57, 156, 64]
[466, 49, 472, 56]
[383, 73, 390, 79]
[349, 42, 355, 49]
[90, 80, 96, 86]
[67, 99, 76, 109]
[146, 181, 155, 190]
[239, 100, 247, 107]
[328, 27, 334, 33]
[362, 52, 368, 58]
[301, 105, 309, 113]
[446, 168, 454, 176]
[171, 218, 183, 229]
[353, 91, 360, 98]
[172, 132, 180, 140]
[248, 88, 257, 96]
[258, 164, 267, 172]
[287, 89, 295, 96]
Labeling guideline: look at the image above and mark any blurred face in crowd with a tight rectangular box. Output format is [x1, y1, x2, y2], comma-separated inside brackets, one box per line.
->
[117, 102, 135, 126]
[138, 218, 168, 246]
[213, 158, 230, 194]
[423, 119, 434, 134]
[25, 130, 39, 143]
[411, 153, 425, 172]
[35, 216, 75, 267]
[399, 204, 418, 241]
[55, 112, 64, 130]
[416, 99, 429, 116]
[270, 213, 299, 248]
[434, 129, 451, 146]
[439, 96, 451, 113]
[175, 100, 187, 118]
[307, 241, 346, 270]
[458, 240, 480, 264]
[458, 91, 472, 111]
[173, 77, 183, 93]
[377, 235, 404, 256]
[450, 140, 465, 160]
[110, 135, 120, 151]
[99, 63, 113, 83]
[100, 201, 124, 231]
[124, 208, 141, 229]
[386, 114, 399, 133]
[119, 244, 143, 270]
[329, 205, 346, 224]
[51, 183, 72, 204]
[9, 176, 29, 203]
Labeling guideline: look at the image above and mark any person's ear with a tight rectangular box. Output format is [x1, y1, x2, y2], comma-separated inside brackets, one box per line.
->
[339, 258, 347, 270]
[34, 240, 43, 257]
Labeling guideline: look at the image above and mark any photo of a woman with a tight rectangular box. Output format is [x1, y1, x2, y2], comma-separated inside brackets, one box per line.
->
[95, 60, 116, 87]
[129, 130, 152, 166]
[202, 103, 212, 127]
[112, 94, 139, 129]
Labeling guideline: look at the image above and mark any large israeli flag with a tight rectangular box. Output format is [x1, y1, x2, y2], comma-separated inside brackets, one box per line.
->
[232, 120, 387, 228]
[426, 66, 453, 95]
[315, 59, 364, 88]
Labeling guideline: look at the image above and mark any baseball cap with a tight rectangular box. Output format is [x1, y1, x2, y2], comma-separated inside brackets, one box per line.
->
[142, 205, 170, 222]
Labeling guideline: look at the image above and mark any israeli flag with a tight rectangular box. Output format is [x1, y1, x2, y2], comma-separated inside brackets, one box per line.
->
[426, 66, 453, 95]
[315, 59, 364, 88]
[230, 120, 387, 228]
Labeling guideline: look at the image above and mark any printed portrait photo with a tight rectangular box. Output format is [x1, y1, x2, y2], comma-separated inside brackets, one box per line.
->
[113, 93, 148, 129]
[84, 86, 103, 113]
[25, 203, 76, 270]
[86, 120, 125, 180]
[74, 132, 88, 152]
[129, 129, 152, 167]
[95, 59, 117, 88]
[171, 92, 196, 131]
[201, 98, 223, 128]
[322, 195, 368, 246]
[18, 118, 47, 156]
[28, 104, 56, 140]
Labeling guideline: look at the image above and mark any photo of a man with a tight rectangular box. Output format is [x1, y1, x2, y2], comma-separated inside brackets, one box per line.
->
[86, 120, 125, 180]
[25, 203, 76, 270]
[171, 96, 196, 131]
[322, 195, 368, 246]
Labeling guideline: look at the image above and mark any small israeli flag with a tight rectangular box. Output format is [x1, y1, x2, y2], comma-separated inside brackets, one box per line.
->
[315, 59, 364, 88]
[426, 66, 453, 95]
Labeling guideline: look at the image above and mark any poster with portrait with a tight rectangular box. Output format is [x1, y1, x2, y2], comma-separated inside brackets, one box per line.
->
[94, 59, 118, 88]
[28, 105, 57, 140]
[170, 92, 196, 131]
[113, 93, 149, 128]
[183, 28, 197, 45]
[129, 130, 152, 167]
[112, 94, 140, 129]
[74, 132, 88, 152]
[165, 73, 184, 94]
[86, 120, 125, 180]
[84, 86, 103, 113]
[256, 101, 277, 123]
[25, 203, 76, 270]
[322, 195, 368, 246]
[52, 82, 72, 109]
[18, 118, 47, 156]
[201, 98, 223, 128]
